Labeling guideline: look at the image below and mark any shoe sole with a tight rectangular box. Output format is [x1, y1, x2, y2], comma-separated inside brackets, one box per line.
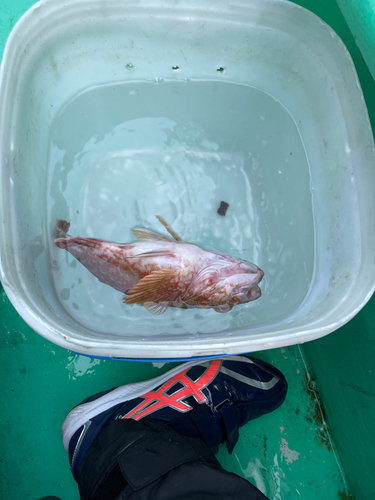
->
[62, 355, 257, 451]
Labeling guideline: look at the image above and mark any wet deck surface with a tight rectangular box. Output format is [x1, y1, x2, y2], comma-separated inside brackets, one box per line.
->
[0, 284, 352, 500]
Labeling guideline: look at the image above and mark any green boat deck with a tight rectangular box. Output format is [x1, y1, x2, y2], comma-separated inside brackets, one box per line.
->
[1, 0, 375, 499]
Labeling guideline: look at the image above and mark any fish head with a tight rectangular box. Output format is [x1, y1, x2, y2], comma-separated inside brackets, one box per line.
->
[230, 258, 264, 301]
[211, 269, 264, 311]
[184, 257, 264, 312]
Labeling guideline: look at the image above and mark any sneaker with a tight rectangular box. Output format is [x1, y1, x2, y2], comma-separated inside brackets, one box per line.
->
[62, 355, 287, 481]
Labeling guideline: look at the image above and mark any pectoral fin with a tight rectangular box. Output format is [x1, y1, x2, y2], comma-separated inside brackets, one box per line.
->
[124, 268, 186, 308]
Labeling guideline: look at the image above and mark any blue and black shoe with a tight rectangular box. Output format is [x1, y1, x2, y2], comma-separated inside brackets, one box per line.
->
[62, 356, 287, 481]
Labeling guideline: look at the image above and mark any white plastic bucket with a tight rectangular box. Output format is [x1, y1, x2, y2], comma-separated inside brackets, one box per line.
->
[1, 0, 375, 359]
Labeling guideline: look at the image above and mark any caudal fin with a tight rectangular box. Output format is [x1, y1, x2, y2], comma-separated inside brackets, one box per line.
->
[56, 219, 71, 237]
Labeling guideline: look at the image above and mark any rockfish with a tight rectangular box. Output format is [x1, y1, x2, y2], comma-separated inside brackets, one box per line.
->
[54, 216, 264, 315]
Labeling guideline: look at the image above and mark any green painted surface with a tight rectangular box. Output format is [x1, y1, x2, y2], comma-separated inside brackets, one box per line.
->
[1, 0, 375, 499]
[0, 283, 177, 499]
[1, 282, 351, 499]
[290, 2, 375, 500]
[335, 0, 375, 81]
[0, 0, 30, 57]
[303, 295, 375, 500]
[217, 346, 352, 499]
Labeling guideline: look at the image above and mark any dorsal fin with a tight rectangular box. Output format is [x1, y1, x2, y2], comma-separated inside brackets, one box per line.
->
[155, 215, 184, 242]
[131, 227, 171, 242]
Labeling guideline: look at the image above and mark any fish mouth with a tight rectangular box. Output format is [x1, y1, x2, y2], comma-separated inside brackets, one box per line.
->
[239, 258, 264, 276]
[246, 267, 264, 286]
[233, 285, 262, 304]
[232, 268, 264, 293]
[257, 268, 264, 282]
[247, 285, 261, 301]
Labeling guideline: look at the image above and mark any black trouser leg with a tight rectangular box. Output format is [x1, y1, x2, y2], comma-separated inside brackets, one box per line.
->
[78, 418, 269, 500]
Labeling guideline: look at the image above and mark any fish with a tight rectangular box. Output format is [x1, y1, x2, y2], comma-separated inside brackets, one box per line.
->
[54, 216, 264, 315]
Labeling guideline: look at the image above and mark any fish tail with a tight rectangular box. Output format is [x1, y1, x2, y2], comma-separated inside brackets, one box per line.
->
[54, 236, 99, 250]
[54, 238, 70, 250]
[56, 219, 71, 237]
[54, 220, 102, 249]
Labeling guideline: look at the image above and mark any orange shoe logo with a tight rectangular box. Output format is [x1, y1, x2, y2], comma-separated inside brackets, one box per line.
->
[123, 360, 221, 420]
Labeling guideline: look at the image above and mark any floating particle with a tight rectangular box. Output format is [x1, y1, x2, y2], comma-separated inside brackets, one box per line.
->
[217, 201, 229, 216]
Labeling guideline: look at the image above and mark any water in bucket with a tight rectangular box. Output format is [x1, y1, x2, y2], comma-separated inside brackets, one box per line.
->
[47, 80, 314, 337]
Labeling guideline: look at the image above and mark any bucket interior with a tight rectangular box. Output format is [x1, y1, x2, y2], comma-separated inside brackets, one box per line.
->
[47, 79, 314, 338]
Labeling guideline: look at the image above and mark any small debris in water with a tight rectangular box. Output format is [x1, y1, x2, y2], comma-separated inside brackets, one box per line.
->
[217, 201, 229, 216]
